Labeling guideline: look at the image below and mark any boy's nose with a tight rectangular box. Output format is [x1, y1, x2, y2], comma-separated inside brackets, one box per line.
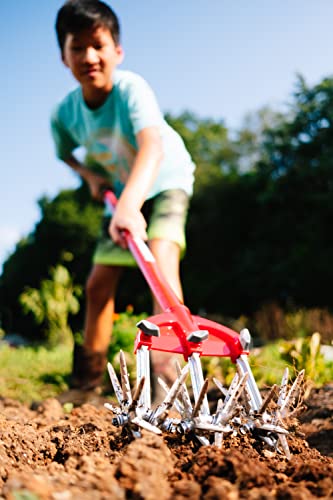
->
[84, 47, 99, 63]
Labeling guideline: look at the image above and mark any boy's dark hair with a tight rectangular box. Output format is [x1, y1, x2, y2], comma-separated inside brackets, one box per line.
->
[55, 0, 120, 53]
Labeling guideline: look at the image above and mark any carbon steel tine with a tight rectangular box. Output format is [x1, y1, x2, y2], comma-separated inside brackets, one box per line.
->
[195, 422, 228, 432]
[215, 373, 248, 425]
[257, 423, 289, 435]
[277, 368, 289, 408]
[128, 376, 146, 413]
[175, 360, 193, 416]
[236, 354, 263, 411]
[107, 362, 124, 406]
[196, 435, 210, 446]
[104, 402, 122, 414]
[131, 416, 162, 435]
[214, 432, 223, 448]
[157, 376, 169, 395]
[154, 365, 189, 420]
[157, 377, 185, 414]
[212, 398, 223, 425]
[259, 384, 277, 414]
[136, 345, 151, 409]
[119, 350, 132, 405]
[175, 359, 182, 377]
[188, 353, 210, 415]
[280, 370, 305, 418]
[277, 434, 291, 460]
[213, 377, 228, 398]
[192, 379, 209, 418]
[213, 397, 226, 458]
[224, 373, 240, 403]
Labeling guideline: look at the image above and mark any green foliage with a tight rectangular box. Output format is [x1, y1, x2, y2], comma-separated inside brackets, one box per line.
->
[203, 332, 333, 389]
[0, 344, 71, 403]
[0, 185, 102, 338]
[279, 332, 332, 386]
[0, 310, 332, 404]
[19, 264, 82, 347]
[3, 76, 333, 338]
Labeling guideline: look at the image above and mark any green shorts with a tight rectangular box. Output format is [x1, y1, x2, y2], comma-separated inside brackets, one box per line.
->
[93, 189, 190, 267]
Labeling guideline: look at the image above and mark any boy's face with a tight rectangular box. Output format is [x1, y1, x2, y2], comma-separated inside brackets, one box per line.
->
[62, 26, 123, 105]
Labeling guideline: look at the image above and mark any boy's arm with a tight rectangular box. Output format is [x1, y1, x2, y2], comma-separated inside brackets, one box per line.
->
[63, 155, 112, 200]
[110, 126, 163, 247]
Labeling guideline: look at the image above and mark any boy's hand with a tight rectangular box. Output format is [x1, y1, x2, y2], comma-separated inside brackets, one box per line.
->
[109, 205, 148, 248]
[64, 156, 111, 201]
[86, 172, 111, 201]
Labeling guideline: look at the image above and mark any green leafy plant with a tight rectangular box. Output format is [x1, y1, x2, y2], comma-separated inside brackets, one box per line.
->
[19, 264, 82, 347]
[279, 332, 332, 388]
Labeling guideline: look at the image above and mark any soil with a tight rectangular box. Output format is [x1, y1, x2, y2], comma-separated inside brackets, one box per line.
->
[0, 383, 332, 499]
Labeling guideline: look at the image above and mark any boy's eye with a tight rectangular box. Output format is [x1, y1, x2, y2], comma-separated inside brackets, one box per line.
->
[71, 46, 83, 52]
[94, 43, 103, 50]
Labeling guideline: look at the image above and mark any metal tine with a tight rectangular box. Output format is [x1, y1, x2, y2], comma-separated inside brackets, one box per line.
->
[153, 364, 189, 421]
[195, 422, 232, 432]
[107, 362, 124, 406]
[157, 377, 185, 415]
[224, 372, 240, 404]
[236, 355, 263, 412]
[213, 377, 229, 398]
[212, 398, 224, 425]
[258, 384, 277, 415]
[214, 399, 224, 448]
[119, 350, 132, 405]
[191, 378, 209, 419]
[277, 367, 289, 408]
[128, 376, 146, 414]
[279, 370, 305, 418]
[136, 345, 151, 409]
[188, 352, 210, 416]
[214, 372, 248, 426]
[277, 434, 291, 460]
[196, 435, 210, 446]
[131, 416, 162, 435]
[104, 402, 122, 414]
[258, 423, 289, 435]
[175, 360, 193, 417]
[214, 431, 223, 448]
[213, 371, 240, 421]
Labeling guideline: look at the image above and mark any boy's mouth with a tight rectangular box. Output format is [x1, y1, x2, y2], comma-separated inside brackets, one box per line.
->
[83, 66, 101, 77]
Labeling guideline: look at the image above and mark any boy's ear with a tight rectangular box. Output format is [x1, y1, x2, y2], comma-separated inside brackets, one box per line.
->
[116, 45, 125, 64]
[61, 52, 70, 68]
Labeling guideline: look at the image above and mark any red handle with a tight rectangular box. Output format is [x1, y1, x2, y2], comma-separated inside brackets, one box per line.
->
[104, 190, 245, 361]
[104, 190, 181, 311]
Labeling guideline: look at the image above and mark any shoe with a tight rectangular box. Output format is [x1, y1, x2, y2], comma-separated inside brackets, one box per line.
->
[70, 344, 108, 390]
[56, 344, 109, 406]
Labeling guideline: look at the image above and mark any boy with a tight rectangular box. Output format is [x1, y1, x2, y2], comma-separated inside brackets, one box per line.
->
[51, 0, 195, 395]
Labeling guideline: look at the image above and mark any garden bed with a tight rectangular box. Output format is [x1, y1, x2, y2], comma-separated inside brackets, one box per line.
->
[0, 383, 332, 499]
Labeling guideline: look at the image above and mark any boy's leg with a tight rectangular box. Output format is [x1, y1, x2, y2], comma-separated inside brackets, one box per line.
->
[71, 264, 122, 390]
[149, 238, 183, 309]
[143, 190, 189, 398]
[84, 264, 122, 351]
[149, 238, 182, 386]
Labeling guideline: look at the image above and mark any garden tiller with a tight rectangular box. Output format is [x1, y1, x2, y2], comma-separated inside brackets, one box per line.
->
[103, 190, 304, 457]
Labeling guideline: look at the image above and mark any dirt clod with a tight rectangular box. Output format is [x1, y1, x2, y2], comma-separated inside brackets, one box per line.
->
[0, 384, 332, 498]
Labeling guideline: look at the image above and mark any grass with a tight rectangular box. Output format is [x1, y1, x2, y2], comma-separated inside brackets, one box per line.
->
[0, 344, 71, 403]
[1, 314, 332, 405]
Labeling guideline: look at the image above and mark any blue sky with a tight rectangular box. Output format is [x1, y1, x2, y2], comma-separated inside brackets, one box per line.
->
[1, 0, 333, 270]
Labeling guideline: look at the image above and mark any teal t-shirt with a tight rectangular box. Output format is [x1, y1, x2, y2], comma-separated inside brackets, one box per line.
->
[51, 69, 195, 199]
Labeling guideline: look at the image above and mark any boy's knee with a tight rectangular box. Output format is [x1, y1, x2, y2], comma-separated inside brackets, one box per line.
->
[85, 274, 110, 302]
[85, 266, 120, 301]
